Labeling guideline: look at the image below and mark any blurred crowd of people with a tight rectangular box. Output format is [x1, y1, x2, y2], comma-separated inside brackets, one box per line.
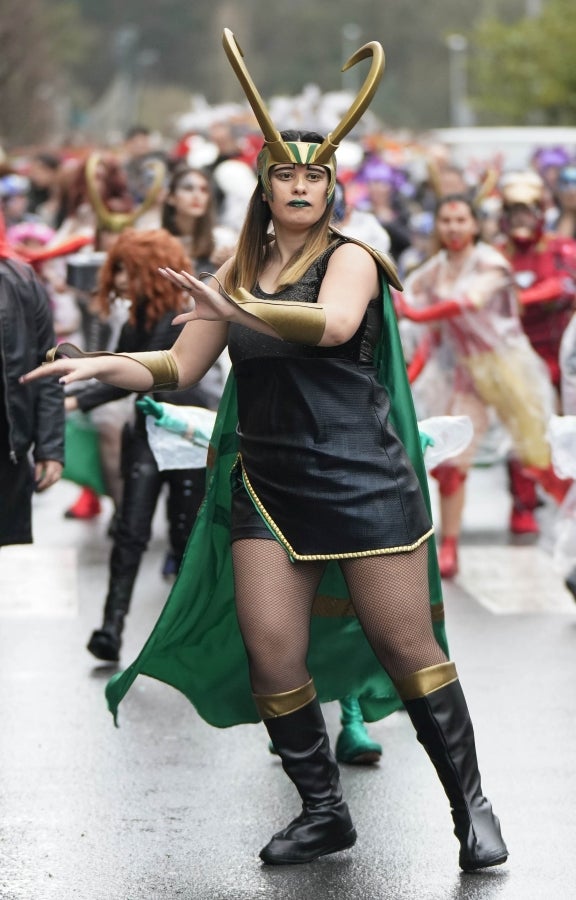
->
[2, 117, 576, 655]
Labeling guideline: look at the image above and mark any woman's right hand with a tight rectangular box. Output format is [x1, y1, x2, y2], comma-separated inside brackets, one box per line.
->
[20, 349, 155, 393]
[20, 354, 111, 387]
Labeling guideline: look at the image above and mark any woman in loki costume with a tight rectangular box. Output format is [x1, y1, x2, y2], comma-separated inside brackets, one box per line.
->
[21, 29, 507, 873]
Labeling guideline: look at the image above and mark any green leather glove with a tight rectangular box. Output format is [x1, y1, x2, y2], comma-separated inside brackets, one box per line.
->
[136, 396, 164, 419]
[136, 396, 188, 436]
[419, 430, 435, 455]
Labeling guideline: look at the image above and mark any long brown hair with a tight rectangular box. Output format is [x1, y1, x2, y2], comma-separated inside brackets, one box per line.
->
[97, 228, 191, 329]
[224, 130, 335, 295]
[161, 165, 216, 261]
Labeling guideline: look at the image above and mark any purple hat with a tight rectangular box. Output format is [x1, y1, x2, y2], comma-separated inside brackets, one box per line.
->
[532, 146, 571, 170]
[355, 156, 408, 193]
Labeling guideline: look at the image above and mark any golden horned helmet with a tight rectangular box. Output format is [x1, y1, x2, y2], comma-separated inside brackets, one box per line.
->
[222, 28, 385, 201]
[85, 152, 166, 233]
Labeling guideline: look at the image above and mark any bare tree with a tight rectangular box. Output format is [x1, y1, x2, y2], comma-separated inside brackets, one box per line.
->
[0, 0, 61, 147]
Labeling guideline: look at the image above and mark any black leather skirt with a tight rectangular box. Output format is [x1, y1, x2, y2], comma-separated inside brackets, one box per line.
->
[230, 356, 432, 560]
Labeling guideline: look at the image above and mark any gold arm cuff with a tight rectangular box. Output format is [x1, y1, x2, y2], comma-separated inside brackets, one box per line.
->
[44, 343, 179, 391]
[253, 679, 316, 719]
[200, 273, 325, 344]
[395, 662, 458, 701]
[235, 292, 326, 345]
[119, 350, 179, 391]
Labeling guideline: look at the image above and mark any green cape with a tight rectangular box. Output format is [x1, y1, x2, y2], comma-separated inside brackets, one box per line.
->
[106, 274, 448, 728]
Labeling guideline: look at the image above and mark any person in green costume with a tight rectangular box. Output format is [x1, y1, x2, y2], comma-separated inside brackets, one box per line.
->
[20, 29, 507, 874]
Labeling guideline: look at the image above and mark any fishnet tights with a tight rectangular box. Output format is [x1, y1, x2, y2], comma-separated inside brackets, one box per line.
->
[232, 539, 447, 696]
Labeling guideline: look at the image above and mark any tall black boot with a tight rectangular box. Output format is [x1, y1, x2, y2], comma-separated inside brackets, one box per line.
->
[86, 573, 136, 662]
[255, 679, 356, 865]
[396, 662, 508, 872]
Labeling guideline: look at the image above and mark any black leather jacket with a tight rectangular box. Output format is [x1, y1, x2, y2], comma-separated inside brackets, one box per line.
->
[0, 259, 65, 463]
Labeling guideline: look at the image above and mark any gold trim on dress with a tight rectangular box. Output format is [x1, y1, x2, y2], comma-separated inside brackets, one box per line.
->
[312, 594, 356, 617]
[431, 603, 445, 623]
[241, 461, 434, 561]
[395, 662, 458, 701]
[253, 678, 316, 719]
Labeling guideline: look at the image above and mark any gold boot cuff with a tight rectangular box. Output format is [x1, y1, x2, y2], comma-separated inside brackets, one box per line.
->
[253, 679, 316, 719]
[395, 662, 458, 701]
[119, 349, 179, 390]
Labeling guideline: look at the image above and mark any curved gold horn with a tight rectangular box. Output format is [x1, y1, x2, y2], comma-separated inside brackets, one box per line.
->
[222, 28, 293, 163]
[85, 153, 114, 229]
[85, 153, 166, 233]
[313, 41, 385, 164]
[474, 165, 500, 207]
[426, 158, 444, 199]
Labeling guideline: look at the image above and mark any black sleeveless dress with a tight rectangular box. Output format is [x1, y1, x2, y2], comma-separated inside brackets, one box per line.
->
[227, 238, 432, 560]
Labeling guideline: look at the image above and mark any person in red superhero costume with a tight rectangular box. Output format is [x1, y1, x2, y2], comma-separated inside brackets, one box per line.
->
[397, 194, 568, 579]
[496, 171, 576, 535]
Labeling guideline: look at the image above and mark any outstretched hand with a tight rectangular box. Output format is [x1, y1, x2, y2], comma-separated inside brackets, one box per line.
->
[158, 268, 235, 325]
[20, 353, 108, 387]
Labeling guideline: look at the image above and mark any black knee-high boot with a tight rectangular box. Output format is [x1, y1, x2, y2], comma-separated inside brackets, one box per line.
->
[86, 572, 136, 662]
[396, 662, 508, 872]
[254, 679, 356, 865]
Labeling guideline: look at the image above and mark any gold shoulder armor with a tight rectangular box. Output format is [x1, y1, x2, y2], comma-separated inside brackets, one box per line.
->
[330, 229, 403, 292]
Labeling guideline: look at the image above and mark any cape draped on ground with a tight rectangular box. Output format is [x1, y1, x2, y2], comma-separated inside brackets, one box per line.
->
[105, 274, 448, 728]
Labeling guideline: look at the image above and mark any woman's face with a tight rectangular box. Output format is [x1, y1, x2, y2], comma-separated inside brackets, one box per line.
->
[366, 179, 392, 204]
[170, 172, 211, 218]
[435, 200, 478, 252]
[267, 164, 329, 228]
[112, 261, 130, 296]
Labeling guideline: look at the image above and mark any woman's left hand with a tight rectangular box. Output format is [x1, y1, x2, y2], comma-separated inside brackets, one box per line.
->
[158, 268, 235, 325]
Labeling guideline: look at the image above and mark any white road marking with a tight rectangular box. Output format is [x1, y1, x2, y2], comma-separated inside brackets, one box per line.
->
[0, 547, 78, 617]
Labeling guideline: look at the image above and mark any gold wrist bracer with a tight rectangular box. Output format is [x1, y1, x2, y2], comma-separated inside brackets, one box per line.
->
[120, 350, 180, 390]
[233, 288, 326, 345]
[199, 274, 326, 345]
[45, 343, 180, 391]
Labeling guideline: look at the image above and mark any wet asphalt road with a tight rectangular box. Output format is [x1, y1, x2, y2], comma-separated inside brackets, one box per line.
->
[1, 469, 575, 900]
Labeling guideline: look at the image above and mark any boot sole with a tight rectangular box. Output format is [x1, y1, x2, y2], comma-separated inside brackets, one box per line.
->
[460, 851, 508, 872]
[260, 828, 357, 865]
[86, 637, 120, 662]
[337, 750, 381, 765]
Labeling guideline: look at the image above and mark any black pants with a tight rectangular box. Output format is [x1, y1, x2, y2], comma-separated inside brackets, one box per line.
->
[0, 449, 34, 546]
[108, 424, 206, 590]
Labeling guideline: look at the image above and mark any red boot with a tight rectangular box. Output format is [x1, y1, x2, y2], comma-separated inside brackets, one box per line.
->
[438, 537, 459, 579]
[64, 486, 102, 520]
[509, 507, 539, 535]
[523, 465, 572, 505]
[507, 459, 540, 535]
